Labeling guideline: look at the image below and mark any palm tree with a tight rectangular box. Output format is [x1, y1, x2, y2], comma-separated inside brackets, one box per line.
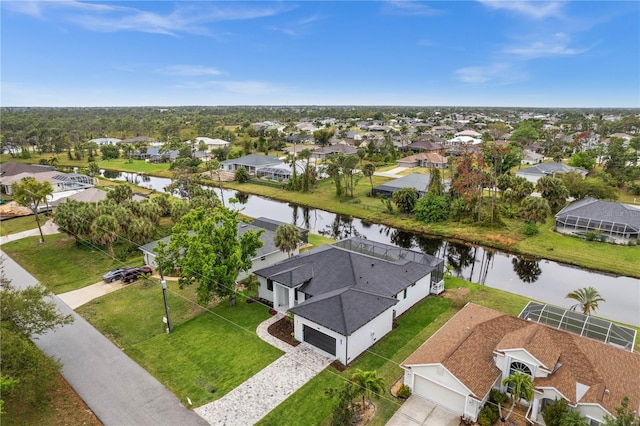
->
[560, 410, 589, 426]
[91, 214, 119, 257]
[350, 369, 385, 409]
[502, 372, 534, 421]
[362, 163, 376, 195]
[566, 287, 606, 315]
[274, 223, 302, 258]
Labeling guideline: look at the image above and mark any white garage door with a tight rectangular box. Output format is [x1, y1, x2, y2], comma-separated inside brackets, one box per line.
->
[414, 375, 466, 415]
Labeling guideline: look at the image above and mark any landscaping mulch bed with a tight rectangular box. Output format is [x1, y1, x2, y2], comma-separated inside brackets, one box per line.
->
[267, 317, 300, 347]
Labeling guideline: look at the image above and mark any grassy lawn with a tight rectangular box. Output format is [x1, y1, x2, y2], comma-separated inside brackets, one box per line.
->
[78, 282, 282, 407]
[0, 215, 44, 236]
[1, 234, 144, 294]
[258, 277, 535, 426]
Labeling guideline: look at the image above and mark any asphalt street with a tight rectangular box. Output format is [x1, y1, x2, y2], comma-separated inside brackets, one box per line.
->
[1, 250, 208, 426]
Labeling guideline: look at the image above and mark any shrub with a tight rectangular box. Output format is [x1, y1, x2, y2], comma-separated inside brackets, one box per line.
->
[235, 166, 250, 183]
[478, 404, 499, 425]
[523, 222, 539, 236]
[489, 389, 508, 405]
[397, 384, 411, 399]
[414, 193, 449, 223]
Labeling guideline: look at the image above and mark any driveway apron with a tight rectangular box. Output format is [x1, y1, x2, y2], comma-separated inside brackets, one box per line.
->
[195, 315, 333, 425]
[1, 251, 208, 426]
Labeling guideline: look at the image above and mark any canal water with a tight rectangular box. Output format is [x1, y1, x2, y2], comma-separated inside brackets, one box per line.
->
[100, 170, 640, 326]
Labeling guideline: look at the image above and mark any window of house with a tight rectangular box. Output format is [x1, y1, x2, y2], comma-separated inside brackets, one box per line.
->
[509, 361, 532, 376]
[267, 279, 273, 291]
[403, 288, 408, 299]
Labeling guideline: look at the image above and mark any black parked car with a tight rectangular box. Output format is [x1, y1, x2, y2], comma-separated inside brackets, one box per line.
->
[102, 267, 129, 283]
[121, 266, 153, 284]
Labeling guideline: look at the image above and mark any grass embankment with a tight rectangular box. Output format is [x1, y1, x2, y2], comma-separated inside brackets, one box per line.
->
[78, 280, 282, 407]
[221, 178, 640, 279]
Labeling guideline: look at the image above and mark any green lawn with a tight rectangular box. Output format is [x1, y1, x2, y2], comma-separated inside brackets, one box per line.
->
[0, 215, 44, 236]
[1, 234, 144, 294]
[79, 283, 282, 407]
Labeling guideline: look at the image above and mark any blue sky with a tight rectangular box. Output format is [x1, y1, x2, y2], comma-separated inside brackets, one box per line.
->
[2, 1, 639, 108]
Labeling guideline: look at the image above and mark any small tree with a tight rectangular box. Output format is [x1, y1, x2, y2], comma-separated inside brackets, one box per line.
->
[542, 398, 570, 426]
[520, 196, 551, 224]
[392, 187, 419, 214]
[603, 396, 640, 426]
[12, 177, 53, 243]
[566, 286, 605, 315]
[414, 193, 449, 223]
[235, 166, 250, 183]
[106, 184, 133, 204]
[350, 369, 385, 409]
[502, 372, 534, 420]
[274, 223, 302, 258]
[560, 410, 589, 426]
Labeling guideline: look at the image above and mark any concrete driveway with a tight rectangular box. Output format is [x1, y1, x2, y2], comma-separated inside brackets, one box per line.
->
[386, 395, 461, 426]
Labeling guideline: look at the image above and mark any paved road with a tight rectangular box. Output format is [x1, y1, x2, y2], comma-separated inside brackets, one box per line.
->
[1, 250, 208, 426]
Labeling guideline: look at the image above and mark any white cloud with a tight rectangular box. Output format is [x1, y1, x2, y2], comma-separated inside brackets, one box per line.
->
[163, 65, 223, 77]
[504, 41, 587, 58]
[455, 63, 527, 84]
[266, 14, 323, 37]
[383, 1, 443, 16]
[477, 1, 564, 19]
[6, 1, 292, 36]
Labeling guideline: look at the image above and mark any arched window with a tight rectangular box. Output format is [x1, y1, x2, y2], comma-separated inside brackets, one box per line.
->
[509, 361, 532, 377]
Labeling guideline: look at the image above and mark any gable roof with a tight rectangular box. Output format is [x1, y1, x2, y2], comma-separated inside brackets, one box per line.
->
[313, 144, 358, 155]
[402, 303, 640, 412]
[256, 237, 440, 336]
[556, 198, 640, 231]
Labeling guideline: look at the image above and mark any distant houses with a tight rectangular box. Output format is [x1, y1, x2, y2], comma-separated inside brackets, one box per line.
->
[515, 162, 588, 184]
[0, 162, 95, 199]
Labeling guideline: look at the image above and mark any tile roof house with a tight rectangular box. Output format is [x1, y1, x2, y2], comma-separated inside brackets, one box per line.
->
[402, 303, 640, 424]
[397, 152, 448, 169]
[254, 237, 444, 365]
[555, 197, 640, 245]
[139, 218, 298, 282]
[515, 162, 588, 184]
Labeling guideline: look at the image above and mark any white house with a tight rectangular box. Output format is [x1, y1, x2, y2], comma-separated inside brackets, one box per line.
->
[191, 137, 231, 149]
[139, 218, 301, 281]
[220, 154, 283, 175]
[253, 238, 444, 365]
[521, 150, 544, 165]
[402, 303, 639, 424]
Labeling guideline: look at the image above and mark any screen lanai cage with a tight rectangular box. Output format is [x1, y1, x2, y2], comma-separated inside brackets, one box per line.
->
[519, 301, 636, 351]
[556, 214, 639, 241]
[333, 238, 445, 286]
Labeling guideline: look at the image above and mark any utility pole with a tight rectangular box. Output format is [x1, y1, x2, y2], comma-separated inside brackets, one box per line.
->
[159, 265, 172, 333]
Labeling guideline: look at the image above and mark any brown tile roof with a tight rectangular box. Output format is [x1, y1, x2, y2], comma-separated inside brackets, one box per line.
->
[403, 303, 640, 412]
[398, 152, 447, 165]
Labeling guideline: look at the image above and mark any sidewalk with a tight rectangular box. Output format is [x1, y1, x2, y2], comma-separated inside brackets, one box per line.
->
[1, 218, 60, 243]
[195, 314, 333, 425]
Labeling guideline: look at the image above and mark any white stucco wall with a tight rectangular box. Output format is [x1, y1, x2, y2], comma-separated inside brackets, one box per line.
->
[257, 276, 273, 302]
[345, 308, 394, 364]
[406, 365, 472, 395]
[576, 404, 610, 424]
[394, 274, 431, 316]
[294, 316, 345, 362]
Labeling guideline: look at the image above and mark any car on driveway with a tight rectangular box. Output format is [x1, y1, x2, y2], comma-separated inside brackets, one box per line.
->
[103, 267, 129, 283]
[121, 266, 153, 284]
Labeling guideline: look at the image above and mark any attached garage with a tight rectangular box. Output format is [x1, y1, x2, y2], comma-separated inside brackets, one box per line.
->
[303, 325, 336, 356]
[414, 375, 466, 415]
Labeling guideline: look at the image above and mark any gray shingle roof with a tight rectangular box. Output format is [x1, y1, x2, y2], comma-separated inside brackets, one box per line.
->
[373, 173, 430, 195]
[255, 237, 440, 335]
[517, 162, 587, 176]
[290, 287, 397, 335]
[556, 198, 640, 231]
[221, 154, 282, 167]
